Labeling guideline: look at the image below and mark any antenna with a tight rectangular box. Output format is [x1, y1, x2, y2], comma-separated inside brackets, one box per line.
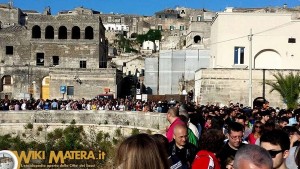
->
[8, 0, 13, 8]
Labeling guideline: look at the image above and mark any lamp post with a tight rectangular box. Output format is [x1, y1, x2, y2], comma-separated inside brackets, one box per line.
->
[248, 29, 253, 108]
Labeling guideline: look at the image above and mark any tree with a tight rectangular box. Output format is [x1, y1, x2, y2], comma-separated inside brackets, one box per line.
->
[136, 29, 162, 45]
[266, 72, 300, 109]
[117, 35, 138, 53]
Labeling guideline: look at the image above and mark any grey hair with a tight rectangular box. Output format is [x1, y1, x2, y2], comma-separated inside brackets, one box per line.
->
[233, 144, 273, 169]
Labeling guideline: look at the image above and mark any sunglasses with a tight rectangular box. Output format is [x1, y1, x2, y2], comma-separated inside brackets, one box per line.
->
[255, 125, 262, 128]
[268, 150, 283, 158]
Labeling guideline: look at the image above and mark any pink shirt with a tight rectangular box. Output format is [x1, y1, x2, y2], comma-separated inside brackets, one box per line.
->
[166, 117, 185, 142]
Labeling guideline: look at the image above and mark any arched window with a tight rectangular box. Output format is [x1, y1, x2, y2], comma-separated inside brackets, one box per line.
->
[2, 75, 12, 85]
[72, 26, 80, 39]
[85, 26, 94, 39]
[0, 75, 12, 93]
[32, 25, 41, 38]
[58, 26, 67, 39]
[45, 26, 54, 39]
[194, 35, 201, 43]
[131, 33, 138, 38]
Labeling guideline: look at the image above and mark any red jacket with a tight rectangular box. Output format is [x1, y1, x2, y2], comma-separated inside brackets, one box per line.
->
[192, 150, 221, 169]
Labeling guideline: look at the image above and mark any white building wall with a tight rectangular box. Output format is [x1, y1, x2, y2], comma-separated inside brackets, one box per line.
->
[211, 13, 300, 69]
[142, 41, 155, 50]
[104, 23, 129, 31]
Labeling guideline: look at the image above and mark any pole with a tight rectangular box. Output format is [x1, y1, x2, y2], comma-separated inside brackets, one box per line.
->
[263, 69, 266, 99]
[248, 29, 253, 108]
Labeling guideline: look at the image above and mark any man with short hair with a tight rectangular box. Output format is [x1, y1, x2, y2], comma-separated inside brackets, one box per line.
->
[234, 144, 273, 169]
[236, 114, 251, 139]
[166, 107, 185, 142]
[51, 99, 58, 110]
[278, 117, 289, 129]
[169, 124, 197, 169]
[224, 108, 237, 126]
[217, 122, 246, 169]
[260, 111, 271, 124]
[260, 129, 290, 169]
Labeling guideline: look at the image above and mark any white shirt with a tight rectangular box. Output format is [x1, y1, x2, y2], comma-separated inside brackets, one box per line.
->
[21, 103, 26, 110]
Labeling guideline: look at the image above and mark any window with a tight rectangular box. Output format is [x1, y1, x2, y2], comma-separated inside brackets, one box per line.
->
[170, 25, 174, 31]
[180, 25, 184, 31]
[194, 35, 201, 43]
[80, 60, 86, 68]
[85, 26, 94, 39]
[72, 26, 80, 39]
[45, 26, 54, 39]
[234, 47, 245, 64]
[67, 86, 74, 96]
[36, 53, 44, 66]
[288, 38, 296, 43]
[58, 26, 67, 39]
[2, 75, 11, 85]
[52, 56, 59, 65]
[6, 46, 13, 55]
[108, 16, 112, 22]
[158, 25, 162, 30]
[32, 25, 41, 38]
[197, 16, 202, 21]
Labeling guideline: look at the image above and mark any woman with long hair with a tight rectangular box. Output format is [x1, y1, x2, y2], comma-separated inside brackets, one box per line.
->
[247, 121, 263, 144]
[115, 133, 169, 169]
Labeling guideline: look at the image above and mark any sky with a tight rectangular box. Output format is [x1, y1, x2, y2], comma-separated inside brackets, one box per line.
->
[3, 0, 300, 16]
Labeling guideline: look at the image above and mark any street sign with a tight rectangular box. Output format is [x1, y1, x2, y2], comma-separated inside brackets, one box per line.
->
[60, 86, 66, 94]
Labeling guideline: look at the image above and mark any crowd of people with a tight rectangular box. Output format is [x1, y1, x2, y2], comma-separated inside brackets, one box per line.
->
[2, 96, 300, 168]
[115, 100, 300, 169]
[0, 98, 175, 112]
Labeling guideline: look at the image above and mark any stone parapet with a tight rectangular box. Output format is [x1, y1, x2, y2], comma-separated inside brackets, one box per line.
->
[0, 110, 168, 131]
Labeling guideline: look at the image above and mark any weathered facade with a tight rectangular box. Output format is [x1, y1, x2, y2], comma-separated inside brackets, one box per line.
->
[194, 6, 300, 107]
[0, 4, 117, 100]
[194, 68, 300, 108]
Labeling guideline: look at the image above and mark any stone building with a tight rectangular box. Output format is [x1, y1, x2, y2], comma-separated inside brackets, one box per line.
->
[100, 13, 151, 41]
[195, 6, 300, 107]
[0, 4, 118, 100]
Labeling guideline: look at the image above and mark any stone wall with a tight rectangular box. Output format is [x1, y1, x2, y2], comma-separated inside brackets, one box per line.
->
[49, 68, 117, 99]
[0, 110, 168, 141]
[195, 68, 300, 108]
[0, 110, 168, 129]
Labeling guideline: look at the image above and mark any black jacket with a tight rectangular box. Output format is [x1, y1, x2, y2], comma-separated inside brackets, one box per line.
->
[168, 140, 198, 169]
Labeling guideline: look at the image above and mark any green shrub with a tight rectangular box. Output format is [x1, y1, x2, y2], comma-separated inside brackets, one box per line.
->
[25, 123, 33, 129]
[70, 119, 76, 125]
[114, 128, 122, 137]
[37, 126, 43, 131]
[131, 128, 139, 135]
